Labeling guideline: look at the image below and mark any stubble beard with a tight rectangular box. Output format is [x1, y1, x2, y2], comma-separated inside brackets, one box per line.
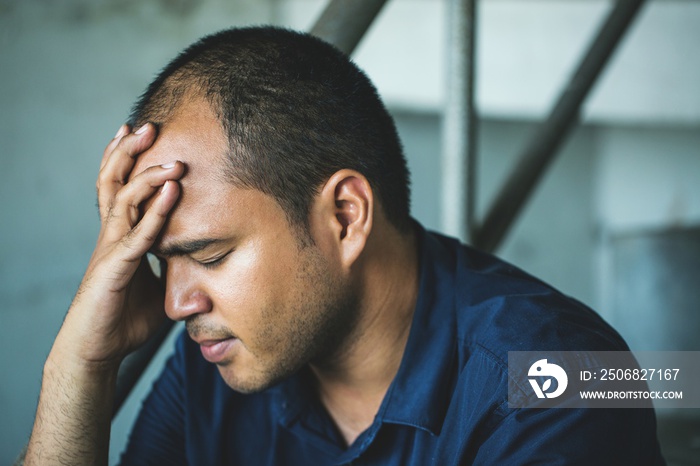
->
[224, 243, 361, 394]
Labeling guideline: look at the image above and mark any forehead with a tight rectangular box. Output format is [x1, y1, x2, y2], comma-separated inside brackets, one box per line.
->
[132, 98, 246, 244]
[131, 97, 228, 182]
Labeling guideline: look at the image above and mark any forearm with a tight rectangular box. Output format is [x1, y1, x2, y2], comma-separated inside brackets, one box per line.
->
[25, 345, 119, 466]
[23, 124, 181, 465]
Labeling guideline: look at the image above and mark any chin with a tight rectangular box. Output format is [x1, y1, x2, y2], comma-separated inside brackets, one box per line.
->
[216, 361, 300, 394]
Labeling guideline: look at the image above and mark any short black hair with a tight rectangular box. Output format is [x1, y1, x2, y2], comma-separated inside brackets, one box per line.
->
[129, 26, 411, 233]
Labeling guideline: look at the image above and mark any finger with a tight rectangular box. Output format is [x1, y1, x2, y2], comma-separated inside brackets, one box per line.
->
[120, 180, 181, 262]
[97, 123, 156, 219]
[99, 123, 155, 199]
[106, 161, 184, 233]
[100, 124, 130, 171]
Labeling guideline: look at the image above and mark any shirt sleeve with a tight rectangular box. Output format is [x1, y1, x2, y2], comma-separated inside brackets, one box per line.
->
[117, 333, 188, 466]
[472, 405, 666, 466]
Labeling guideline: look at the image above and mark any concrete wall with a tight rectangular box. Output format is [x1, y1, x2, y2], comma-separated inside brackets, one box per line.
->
[1, 0, 698, 464]
[595, 125, 700, 352]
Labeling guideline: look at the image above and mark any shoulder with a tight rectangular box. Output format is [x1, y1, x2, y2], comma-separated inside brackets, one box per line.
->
[422, 229, 628, 366]
[419, 232, 664, 465]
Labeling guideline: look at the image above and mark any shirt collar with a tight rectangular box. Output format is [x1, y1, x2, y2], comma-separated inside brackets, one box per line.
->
[377, 223, 459, 436]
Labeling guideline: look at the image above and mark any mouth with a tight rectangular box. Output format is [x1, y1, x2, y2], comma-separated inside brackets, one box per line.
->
[196, 337, 238, 364]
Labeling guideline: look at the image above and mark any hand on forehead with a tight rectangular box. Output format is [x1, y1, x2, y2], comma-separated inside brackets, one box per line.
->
[129, 98, 228, 183]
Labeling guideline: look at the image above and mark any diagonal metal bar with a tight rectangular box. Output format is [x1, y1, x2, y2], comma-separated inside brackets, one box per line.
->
[310, 0, 390, 55]
[442, 0, 478, 243]
[472, 0, 646, 253]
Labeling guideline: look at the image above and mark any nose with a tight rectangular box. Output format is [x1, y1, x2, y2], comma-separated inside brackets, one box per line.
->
[163, 261, 213, 321]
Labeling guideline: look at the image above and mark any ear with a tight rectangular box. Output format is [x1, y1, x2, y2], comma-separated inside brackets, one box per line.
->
[312, 169, 373, 268]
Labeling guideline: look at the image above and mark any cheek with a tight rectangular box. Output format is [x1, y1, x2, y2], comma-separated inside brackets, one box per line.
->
[210, 239, 300, 327]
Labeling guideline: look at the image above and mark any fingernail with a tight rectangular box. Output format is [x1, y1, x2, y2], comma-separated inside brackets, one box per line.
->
[161, 162, 176, 169]
[160, 180, 170, 194]
[135, 124, 149, 135]
[114, 125, 126, 139]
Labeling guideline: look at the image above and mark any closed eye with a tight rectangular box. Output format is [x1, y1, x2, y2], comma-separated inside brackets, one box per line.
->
[198, 251, 232, 269]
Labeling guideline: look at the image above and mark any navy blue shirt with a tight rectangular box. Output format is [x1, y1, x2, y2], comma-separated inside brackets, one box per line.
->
[120, 226, 665, 465]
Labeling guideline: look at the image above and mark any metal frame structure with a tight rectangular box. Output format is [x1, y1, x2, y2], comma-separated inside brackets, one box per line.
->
[441, 0, 479, 242]
[102, 0, 649, 425]
[309, 0, 389, 55]
[471, 0, 646, 252]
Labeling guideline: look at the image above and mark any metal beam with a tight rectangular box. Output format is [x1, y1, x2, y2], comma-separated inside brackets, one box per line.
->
[310, 0, 389, 55]
[441, 0, 478, 242]
[472, 0, 646, 253]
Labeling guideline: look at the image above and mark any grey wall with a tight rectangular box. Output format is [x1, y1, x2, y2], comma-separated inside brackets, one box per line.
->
[595, 125, 700, 352]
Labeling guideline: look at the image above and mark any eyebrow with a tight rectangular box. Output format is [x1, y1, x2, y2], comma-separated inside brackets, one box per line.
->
[152, 238, 225, 258]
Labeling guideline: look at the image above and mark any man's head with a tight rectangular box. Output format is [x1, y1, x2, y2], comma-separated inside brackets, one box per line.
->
[129, 26, 411, 236]
[128, 27, 415, 394]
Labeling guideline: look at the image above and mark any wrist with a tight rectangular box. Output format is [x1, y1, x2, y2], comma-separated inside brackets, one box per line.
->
[50, 306, 130, 371]
[46, 339, 122, 381]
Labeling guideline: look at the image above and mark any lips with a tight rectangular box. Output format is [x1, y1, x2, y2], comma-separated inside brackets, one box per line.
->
[198, 338, 237, 363]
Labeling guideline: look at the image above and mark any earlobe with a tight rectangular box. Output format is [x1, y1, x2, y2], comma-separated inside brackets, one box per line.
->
[317, 170, 373, 268]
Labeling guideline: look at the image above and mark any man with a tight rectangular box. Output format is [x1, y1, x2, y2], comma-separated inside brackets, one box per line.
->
[26, 27, 665, 465]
